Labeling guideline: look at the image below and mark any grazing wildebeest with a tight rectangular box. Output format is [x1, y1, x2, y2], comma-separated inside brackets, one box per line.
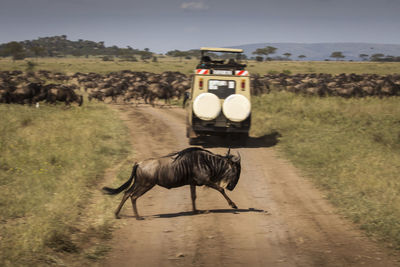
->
[103, 147, 241, 219]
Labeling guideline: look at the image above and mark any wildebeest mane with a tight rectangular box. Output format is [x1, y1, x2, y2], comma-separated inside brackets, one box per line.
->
[166, 147, 213, 162]
[165, 147, 234, 184]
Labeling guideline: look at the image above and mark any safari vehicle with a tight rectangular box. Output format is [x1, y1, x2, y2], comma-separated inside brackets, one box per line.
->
[186, 47, 251, 144]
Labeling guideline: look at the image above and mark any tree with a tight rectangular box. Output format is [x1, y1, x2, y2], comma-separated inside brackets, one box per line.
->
[251, 48, 263, 59]
[283, 52, 292, 60]
[30, 46, 46, 58]
[166, 49, 188, 62]
[298, 55, 306, 60]
[330, 51, 345, 61]
[139, 50, 152, 61]
[3, 41, 25, 61]
[384, 55, 395, 61]
[71, 50, 83, 57]
[359, 54, 369, 61]
[370, 53, 385, 61]
[252, 46, 277, 61]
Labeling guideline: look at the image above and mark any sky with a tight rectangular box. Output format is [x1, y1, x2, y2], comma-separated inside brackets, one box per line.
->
[1, 0, 400, 53]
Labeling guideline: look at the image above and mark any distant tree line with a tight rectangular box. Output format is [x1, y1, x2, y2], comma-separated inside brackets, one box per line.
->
[165, 49, 249, 61]
[2, 36, 399, 62]
[165, 49, 201, 61]
[332, 52, 400, 62]
[250, 46, 400, 62]
[251, 46, 305, 61]
[365, 53, 400, 62]
[0, 35, 153, 61]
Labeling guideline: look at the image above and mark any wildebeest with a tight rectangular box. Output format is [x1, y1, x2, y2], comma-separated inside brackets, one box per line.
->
[102, 147, 241, 219]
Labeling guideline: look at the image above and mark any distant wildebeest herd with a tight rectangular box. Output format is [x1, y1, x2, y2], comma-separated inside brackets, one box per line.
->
[1, 70, 400, 106]
[0, 70, 82, 105]
[251, 72, 400, 97]
[76, 70, 191, 105]
[0, 70, 191, 106]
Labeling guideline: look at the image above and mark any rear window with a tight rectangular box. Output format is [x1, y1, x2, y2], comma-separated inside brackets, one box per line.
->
[208, 80, 235, 99]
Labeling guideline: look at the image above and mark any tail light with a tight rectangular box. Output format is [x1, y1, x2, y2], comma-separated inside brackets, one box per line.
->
[241, 79, 246, 90]
[199, 78, 203, 89]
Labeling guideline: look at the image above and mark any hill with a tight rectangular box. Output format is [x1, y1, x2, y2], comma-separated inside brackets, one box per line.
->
[0, 35, 152, 59]
[230, 42, 400, 61]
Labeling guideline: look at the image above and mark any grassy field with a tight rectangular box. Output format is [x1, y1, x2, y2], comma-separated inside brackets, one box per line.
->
[1, 56, 400, 75]
[251, 92, 400, 249]
[0, 102, 131, 266]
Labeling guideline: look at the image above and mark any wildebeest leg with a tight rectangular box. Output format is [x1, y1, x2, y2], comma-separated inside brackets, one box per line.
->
[130, 184, 154, 220]
[207, 183, 238, 209]
[114, 191, 131, 219]
[190, 184, 198, 213]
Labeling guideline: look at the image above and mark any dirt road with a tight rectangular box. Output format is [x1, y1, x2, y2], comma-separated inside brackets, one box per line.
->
[102, 105, 399, 267]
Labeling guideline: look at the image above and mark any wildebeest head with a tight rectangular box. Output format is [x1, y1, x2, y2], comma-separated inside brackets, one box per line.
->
[222, 148, 241, 191]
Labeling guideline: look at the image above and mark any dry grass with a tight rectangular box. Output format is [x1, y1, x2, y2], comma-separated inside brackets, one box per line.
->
[0, 102, 130, 266]
[247, 60, 400, 75]
[1, 56, 400, 75]
[0, 56, 196, 75]
[251, 93, 400, 249]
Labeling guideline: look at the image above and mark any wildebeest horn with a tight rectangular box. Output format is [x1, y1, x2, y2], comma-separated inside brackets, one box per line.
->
[226, 148, 231, 157]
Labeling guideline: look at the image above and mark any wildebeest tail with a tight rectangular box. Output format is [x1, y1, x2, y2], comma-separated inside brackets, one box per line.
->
[102, 163, 138, 195]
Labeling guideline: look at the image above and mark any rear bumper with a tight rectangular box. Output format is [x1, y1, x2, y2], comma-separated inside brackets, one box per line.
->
[190, 114, 251, 136]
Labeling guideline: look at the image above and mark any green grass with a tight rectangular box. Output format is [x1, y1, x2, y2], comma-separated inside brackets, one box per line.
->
[0, 102, 131, 266]
[1, 57, 400, 75]
[251, 93, 400, 249]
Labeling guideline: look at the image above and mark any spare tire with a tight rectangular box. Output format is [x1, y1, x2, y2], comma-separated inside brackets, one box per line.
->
[193, 93, 221, 121]
[222, 94, 251, 122]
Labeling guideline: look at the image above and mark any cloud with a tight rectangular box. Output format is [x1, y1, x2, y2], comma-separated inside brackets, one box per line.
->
[180, 1, 209, 11]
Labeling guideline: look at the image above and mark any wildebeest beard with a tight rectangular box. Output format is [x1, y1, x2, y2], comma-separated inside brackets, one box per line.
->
[102, 147, 241, 219]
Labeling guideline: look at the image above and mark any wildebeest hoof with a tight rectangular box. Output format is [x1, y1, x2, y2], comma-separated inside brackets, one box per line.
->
[232, 204, 238, 209]
[136, 216, 145, 220]
[115, 214, 121, 219]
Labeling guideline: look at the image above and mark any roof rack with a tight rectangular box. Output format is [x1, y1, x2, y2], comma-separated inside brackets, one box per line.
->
[200, 47, 243, 53]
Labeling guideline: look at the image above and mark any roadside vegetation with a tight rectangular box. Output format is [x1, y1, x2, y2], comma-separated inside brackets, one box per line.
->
[1, 57, 400, 76]
[251, 92, 400, 249]
[0, 102, 131, 266]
